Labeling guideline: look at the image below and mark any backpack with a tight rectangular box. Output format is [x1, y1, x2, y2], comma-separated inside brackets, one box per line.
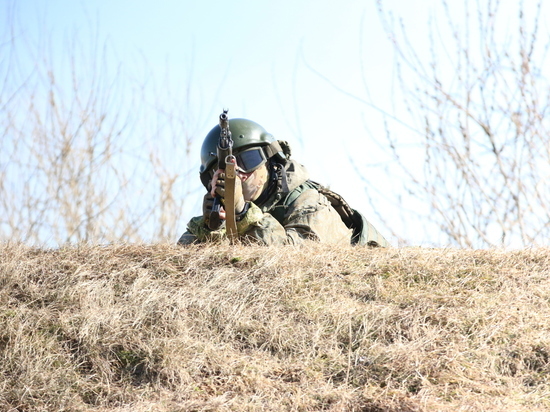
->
[270, 180, 389, 247]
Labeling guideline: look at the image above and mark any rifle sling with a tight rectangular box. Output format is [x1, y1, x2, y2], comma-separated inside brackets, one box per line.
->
[224, 160, 238, 242]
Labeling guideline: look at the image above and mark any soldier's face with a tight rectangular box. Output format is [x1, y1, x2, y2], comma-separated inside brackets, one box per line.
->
[238, 164, 269, 202]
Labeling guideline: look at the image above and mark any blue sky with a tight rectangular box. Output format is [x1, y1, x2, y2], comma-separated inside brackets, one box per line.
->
[10, 0, 545, 245]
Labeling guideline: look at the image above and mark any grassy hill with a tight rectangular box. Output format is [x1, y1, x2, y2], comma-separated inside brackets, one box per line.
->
[1, 243, 549, 411]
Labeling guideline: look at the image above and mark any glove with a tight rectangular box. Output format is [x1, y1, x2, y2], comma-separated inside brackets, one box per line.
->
[210, 170, 246, 214]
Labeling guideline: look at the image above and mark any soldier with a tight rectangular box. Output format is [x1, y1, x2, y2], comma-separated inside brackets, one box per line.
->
[178, 116, 389, 247]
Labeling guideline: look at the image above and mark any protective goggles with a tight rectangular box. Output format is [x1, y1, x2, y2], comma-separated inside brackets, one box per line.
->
[234, 148, 267, 173]
[201, 147, 268, 188]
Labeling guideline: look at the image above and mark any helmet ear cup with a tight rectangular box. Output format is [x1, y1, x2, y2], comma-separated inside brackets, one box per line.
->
[200, 171, 211, 189]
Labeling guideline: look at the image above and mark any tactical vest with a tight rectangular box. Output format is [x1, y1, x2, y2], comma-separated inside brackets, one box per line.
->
[269, 180, 389, 247]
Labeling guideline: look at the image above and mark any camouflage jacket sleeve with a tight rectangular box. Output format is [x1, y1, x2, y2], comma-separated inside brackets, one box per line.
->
[178, 188, 352, 246]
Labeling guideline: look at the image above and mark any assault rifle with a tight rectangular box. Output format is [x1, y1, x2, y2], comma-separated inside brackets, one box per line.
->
[208, 109, 238, 240]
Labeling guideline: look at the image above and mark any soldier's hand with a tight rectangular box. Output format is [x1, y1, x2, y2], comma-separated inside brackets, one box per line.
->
[211, 169, 246, 213]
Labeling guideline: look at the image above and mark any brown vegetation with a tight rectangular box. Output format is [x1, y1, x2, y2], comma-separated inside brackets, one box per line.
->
[1, 242, 549, 411]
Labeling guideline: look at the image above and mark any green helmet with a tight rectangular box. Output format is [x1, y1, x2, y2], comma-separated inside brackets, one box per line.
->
[199, 118, 286, 187]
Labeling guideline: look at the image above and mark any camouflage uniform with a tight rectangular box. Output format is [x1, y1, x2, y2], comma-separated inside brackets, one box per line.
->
[178, 159, 389, 247]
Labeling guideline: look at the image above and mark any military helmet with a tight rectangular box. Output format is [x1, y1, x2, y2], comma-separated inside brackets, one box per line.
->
[199, 118, 287, 187]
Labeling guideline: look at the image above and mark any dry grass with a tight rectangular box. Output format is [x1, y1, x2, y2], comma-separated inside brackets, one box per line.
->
[1, 243, 549, 411]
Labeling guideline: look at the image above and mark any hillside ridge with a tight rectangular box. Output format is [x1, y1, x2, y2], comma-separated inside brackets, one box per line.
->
[1, 243, 549, 411]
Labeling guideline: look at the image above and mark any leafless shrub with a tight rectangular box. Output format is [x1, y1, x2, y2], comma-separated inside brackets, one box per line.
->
[367, 0, 550, 247]
[0, 3, 198, 245]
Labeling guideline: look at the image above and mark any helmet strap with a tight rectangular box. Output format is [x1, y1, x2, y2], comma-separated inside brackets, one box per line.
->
[254, 161, 287, 206]
[277, 163, 289, 192]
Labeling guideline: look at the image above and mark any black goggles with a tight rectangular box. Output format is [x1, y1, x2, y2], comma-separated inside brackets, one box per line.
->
[234, 148, 267, 173]
[202, 147, 268, 187]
